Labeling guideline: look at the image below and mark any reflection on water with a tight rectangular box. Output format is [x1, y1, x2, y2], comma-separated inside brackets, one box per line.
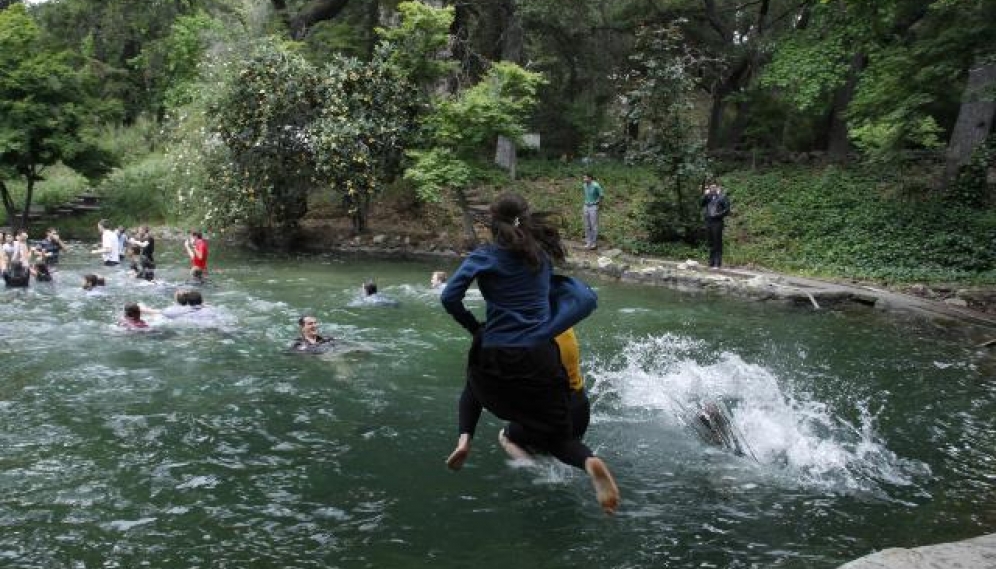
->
[0, 247, 993, 568]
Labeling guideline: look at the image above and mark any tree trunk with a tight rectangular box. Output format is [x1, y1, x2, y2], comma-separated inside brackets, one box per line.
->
[826, 52, 866, 162]
[0, 180, 17, 231]
[492, 0, 523, 170]
[19, 175, 34, 232]
[495, 136, 517, 179]
[944, 61, 996, 186]
[453, 187, 478, 249]
[706, 58, 751, 149]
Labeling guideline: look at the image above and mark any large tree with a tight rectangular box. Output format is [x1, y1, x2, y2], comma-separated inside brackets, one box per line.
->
[0, 4, 114, 230]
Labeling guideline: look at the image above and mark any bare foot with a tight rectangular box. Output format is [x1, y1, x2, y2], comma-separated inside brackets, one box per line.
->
[585, 457, 620, 515]
[498, 428, 535, 465]
[446, 434, 472, 471]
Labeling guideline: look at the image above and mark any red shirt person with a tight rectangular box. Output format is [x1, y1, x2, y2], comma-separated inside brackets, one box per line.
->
[184, 231, 209, 274]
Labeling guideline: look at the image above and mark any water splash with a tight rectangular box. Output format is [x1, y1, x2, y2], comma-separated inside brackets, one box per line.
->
[587, 333, 930, 497]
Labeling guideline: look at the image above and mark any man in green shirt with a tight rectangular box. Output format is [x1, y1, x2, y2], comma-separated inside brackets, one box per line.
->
[581, 173, 604, 250]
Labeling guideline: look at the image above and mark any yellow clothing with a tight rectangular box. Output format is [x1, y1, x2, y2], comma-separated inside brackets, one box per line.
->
[555, 328, 584, 392]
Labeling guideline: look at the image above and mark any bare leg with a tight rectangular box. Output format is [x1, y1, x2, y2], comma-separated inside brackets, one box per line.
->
[498, 428, 535, 465]
[584, 457, 620, 515]
[446, 433, 472, 471]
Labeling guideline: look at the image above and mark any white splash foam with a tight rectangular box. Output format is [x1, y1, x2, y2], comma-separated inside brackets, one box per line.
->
[588, 333, 930, 496]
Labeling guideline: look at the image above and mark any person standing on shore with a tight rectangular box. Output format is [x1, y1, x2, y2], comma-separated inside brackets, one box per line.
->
[581, 173, 603, 250]
[700, 180, 730, 269]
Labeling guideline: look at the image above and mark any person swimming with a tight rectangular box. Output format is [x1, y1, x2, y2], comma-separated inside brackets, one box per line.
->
[118, 302, 149, 330]
[685, 401, 757, 461]
[82, 273, 106, 290]
[288, 315, 336, 353]
[127, 245, 155, 281]
[349, 280, 400, 307]
[31, 262, 52, 283]
[430, 271, 448, 289]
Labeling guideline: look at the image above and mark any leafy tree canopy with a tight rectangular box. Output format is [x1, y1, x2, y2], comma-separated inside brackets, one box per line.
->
[0, 4, 115, 229]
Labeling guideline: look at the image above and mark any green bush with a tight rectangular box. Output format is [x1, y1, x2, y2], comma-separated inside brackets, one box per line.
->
[95, 153, 172, 226]
[33, 166, 90, 210]
[724, 165, 996, 283]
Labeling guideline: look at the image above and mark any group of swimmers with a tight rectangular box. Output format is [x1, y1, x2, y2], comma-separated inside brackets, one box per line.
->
[0, 219, 217, 337]
[0, 227, 64, 287]
[8, 201, 623, 514]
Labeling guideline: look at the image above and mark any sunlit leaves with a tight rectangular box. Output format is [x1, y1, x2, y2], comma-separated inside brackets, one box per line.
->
[406, 61, 546, 201]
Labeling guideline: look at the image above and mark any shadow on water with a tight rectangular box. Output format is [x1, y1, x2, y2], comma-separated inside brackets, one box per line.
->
[0, 248, 993, 568]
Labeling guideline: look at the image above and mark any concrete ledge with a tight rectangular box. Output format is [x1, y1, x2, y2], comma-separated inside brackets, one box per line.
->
[838, 532, 996, 568]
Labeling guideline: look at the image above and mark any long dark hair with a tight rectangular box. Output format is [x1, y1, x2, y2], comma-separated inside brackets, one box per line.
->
[489, 193, 565, 270]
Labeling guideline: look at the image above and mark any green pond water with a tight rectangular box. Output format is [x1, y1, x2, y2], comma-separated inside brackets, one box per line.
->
[1, 244, 994, 568]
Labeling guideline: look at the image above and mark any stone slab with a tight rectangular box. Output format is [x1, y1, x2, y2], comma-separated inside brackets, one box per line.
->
[838, 533, 996, 569]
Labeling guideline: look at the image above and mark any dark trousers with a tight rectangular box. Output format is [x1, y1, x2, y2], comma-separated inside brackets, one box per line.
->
[462, 338, 594, 470]
[706, 220, 724, 267]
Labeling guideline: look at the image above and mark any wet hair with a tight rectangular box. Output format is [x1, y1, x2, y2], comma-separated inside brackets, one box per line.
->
[363, 281, 378, 295]
[431, 271, 447, 283]
[33, 263, 52, 282]
[124, 302, 141, 320]
[489, 193, 565, 270]
[190, 267, 204, 281]
[82, 273, 105, 290]
[185, 290, 203, 306]
[298, 315, 316, 327]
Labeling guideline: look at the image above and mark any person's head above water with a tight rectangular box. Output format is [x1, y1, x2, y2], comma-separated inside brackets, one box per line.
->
[430, 271, 447, 288]
[82, 274, 105, 290]
[187, 289, 203, 306]
[362, 280, 378, 296]
[298, 315, 319, 337]
[489, 192, 565, 269]
[173, 288, 202, 306]
[124, 302, 141, 321]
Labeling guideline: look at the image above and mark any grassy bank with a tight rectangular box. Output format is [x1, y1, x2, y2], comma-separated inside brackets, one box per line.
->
[510, 159, 996, 285]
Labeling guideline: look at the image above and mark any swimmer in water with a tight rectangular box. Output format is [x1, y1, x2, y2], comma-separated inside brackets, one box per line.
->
[288, 315, 336, 352]
[118, 302, 149, 330]
[350, 280, 400, 307]
[82, 273, 106, 290]
[430, 271, 448, 289]
[31, 262, 52, 283]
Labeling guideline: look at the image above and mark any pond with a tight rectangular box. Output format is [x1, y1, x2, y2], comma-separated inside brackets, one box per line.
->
[1, 244, 994, 568]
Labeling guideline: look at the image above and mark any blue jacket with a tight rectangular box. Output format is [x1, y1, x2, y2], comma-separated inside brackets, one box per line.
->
[441, 245, 597, 347]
